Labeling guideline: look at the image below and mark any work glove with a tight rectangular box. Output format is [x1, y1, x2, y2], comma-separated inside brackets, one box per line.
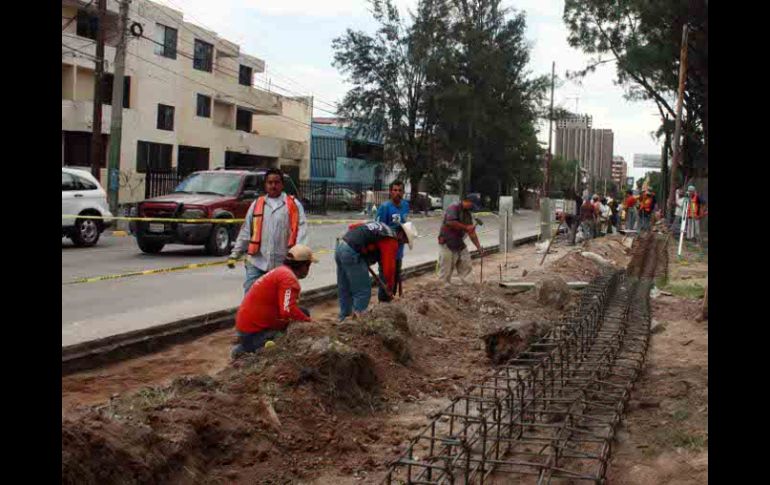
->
[226, 258, 237, 269]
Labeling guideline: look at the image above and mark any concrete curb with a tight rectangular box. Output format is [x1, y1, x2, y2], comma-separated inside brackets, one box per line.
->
[62, 234, 538, 375]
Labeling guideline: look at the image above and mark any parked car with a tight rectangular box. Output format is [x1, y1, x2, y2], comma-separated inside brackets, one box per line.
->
[130, 169, 302, 256]
[62, 167, 113, 247]
[309, 187, 361, 211]
[426, 193, 442, 209]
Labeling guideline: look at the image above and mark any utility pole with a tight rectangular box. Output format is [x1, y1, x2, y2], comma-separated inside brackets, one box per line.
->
[106, 0, 131, 213]
[545, 61, 555, 196]
[667, 24, 689, 216]
[90, 0, 107, 180]
[660, 116, 670, 218]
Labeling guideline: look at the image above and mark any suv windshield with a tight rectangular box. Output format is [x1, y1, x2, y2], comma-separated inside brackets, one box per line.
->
[174, 173, 242, 196]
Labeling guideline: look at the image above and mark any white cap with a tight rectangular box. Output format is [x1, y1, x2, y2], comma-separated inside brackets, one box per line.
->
[399, 222, 418, 250]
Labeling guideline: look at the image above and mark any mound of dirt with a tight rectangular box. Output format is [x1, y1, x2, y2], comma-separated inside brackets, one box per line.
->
[483, 320, 552, 365]
[535, 275, 570, 309]
[353, 305, 412, 364]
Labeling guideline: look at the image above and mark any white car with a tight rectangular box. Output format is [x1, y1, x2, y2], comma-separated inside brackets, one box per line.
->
[62, 167, 113, 247]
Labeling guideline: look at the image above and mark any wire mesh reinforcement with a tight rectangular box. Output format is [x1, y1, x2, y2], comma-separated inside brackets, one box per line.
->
[384, 266, 655, 485]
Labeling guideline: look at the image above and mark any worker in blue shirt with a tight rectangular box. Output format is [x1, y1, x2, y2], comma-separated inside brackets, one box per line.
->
[376, 180, 410, 301]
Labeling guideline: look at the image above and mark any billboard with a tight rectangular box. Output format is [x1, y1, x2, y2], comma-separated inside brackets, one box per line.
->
[633, 154, 660, 169]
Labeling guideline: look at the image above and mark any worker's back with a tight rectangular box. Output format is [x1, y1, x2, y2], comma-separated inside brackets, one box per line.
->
[236, 265, 300, 334]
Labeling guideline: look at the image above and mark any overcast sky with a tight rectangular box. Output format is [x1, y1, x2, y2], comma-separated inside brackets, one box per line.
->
[153, 0, 663, 180]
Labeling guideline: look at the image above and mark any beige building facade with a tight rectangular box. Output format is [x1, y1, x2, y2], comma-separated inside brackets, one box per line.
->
[554, 114, 613, 186]
[62, 0, 311, 203]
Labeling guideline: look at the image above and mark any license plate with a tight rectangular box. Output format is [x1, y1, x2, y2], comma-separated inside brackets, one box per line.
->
[148, 223, 166, 233]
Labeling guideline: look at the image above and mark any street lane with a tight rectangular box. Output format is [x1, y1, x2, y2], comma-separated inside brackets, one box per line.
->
[62, 210, 540, 346]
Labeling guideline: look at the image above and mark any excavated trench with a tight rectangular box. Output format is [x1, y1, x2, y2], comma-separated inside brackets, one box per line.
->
[384, 232, 668, 484]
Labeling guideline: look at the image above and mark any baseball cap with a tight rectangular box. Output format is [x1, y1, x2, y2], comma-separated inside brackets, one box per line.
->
[287, 244, 319, 263]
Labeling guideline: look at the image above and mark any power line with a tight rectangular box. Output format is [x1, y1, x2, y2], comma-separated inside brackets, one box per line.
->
[132, 0, 343, 111]
[123, 48, 382, 147]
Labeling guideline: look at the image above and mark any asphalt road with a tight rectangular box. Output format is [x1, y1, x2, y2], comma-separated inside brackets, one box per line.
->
[62, 210, 540, 347]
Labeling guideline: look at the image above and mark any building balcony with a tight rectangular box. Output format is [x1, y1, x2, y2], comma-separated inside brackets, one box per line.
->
[62, 99, 114, 134]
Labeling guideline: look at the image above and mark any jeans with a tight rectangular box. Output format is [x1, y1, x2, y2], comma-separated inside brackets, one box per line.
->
[378, 259, 401, 302]
[243, 263, 267, 294]
[231, 329, 282, 359]
[231, 307, 310, 359]
[639, 212, 651, 231]
[335, 241, 372, 321]
[626, 208, 638, 231]
[365, 203, 374, 217]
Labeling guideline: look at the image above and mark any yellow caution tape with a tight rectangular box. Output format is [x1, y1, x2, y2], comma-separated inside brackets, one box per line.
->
[61, 214, 367, 225]
[62, 224, 498, 285]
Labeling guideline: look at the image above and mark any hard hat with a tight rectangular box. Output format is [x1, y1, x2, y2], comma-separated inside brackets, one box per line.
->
[687, 185, 696, 192]
[399, 221, 418, 250]
[287, 244, 319, 263]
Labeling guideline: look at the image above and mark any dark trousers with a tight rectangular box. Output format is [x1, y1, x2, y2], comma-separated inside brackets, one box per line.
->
[378, 259, 401, 302]
[231, 307, 310, 358]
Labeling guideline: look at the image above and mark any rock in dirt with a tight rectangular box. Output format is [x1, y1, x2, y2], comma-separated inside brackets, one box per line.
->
[651, 320, 666, 334]
[483, 321, 552, 365]
[534, 276, 571, 309]
[580, 251, 612, 267]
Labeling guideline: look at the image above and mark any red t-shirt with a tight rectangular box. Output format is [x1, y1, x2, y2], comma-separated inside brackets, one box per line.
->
[236, 265, 311, 334]
[624, 196, 637, 209]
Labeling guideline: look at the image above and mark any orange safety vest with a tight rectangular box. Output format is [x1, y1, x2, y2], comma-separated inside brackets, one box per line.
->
[687, 193, 700, 219]
[247, 195, 300, 256]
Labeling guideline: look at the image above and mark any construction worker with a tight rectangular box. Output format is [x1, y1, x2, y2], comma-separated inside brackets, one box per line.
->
[685, 185, 705, 241]
[639, 190, 654, 231]
[375, 180, 410, 301]
[228, 168, 308, 293]
[335, 221, 417, 321]
[579, 197, 596, 240]
[231, 244, 318, 359]
[437, 195, 482, 283]
[622, 190, 638, 231]
[364, 187, 375, 217]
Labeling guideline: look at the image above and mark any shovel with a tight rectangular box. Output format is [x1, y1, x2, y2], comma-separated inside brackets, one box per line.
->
[368, 265, 394, 300]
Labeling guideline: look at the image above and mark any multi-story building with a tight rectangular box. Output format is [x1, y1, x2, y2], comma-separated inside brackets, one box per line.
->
[611, 156, 628, 187]
[310, 118, 384, 185]
[554, 114, 613, 185]
[62, 0, 311, 203]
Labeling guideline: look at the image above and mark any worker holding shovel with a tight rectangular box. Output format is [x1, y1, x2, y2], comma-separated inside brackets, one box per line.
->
[334, 221, 417, 321]
[437, 195, 482, 284]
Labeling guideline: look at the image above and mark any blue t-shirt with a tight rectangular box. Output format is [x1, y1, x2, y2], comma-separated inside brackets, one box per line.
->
[376, 199, 409, 260]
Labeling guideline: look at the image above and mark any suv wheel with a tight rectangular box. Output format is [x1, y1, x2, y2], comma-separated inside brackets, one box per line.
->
[206, 224, 232, 256]
[71, 218, 101, 247]
[137, 237, 165, 254]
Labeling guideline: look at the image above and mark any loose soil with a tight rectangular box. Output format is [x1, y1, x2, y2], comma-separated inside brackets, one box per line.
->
[606, 240, 708, 484]
[62, 236, 639, 484]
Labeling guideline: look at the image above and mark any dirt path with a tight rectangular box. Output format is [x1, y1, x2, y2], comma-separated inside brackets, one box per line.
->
[607, 244, 708, 484]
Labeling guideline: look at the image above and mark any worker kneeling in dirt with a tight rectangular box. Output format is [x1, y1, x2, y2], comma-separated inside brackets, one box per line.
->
[232, 244, 318, 359]
[437, 195, 482, 284]
[335, 221, 417, 321]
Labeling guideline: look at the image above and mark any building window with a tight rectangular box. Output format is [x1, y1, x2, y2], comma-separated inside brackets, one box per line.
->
[193, 39, 213, 72]
[236, 108, 252, 133]
[63, 131, 108, 168]
[101, 74, 131, 108]
[157, 104, 175, 131]
[177, 146, 210, 177]
[76, 10, 99, 40]
[239, 65, 253, 86]
[154, 23, 177, 59]
[196, 94, 211, 118]
[136, 141, 173, 173]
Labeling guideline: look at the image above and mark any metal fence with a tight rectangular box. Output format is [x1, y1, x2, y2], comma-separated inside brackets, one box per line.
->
[144, 170, 183, 199]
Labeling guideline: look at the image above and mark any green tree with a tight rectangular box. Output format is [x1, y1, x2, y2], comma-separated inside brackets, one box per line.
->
[333, 0, 453, 202]
[563, 0, 708, 178]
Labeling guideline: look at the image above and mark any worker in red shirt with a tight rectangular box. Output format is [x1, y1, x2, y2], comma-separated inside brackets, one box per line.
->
[232, 244, 318, 359]
[335, 221, 417, 321]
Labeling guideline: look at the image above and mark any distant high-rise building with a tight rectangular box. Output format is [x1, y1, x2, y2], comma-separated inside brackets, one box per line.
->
[554, 113, 613, 184]
[611, 156, 628, 187]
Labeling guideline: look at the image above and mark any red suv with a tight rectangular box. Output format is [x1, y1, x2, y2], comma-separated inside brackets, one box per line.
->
[130, 169, 301, 255]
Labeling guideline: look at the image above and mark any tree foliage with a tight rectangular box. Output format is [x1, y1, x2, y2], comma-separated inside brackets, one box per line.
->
[332, 0, 548, 199]
[563, 0, 708, 176]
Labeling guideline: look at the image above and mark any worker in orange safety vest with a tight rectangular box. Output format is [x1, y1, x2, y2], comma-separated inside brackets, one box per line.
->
[228, 168, 308, 293]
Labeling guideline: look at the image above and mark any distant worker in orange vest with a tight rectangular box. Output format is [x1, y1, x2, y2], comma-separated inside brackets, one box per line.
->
[228, 168, 308, 293]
